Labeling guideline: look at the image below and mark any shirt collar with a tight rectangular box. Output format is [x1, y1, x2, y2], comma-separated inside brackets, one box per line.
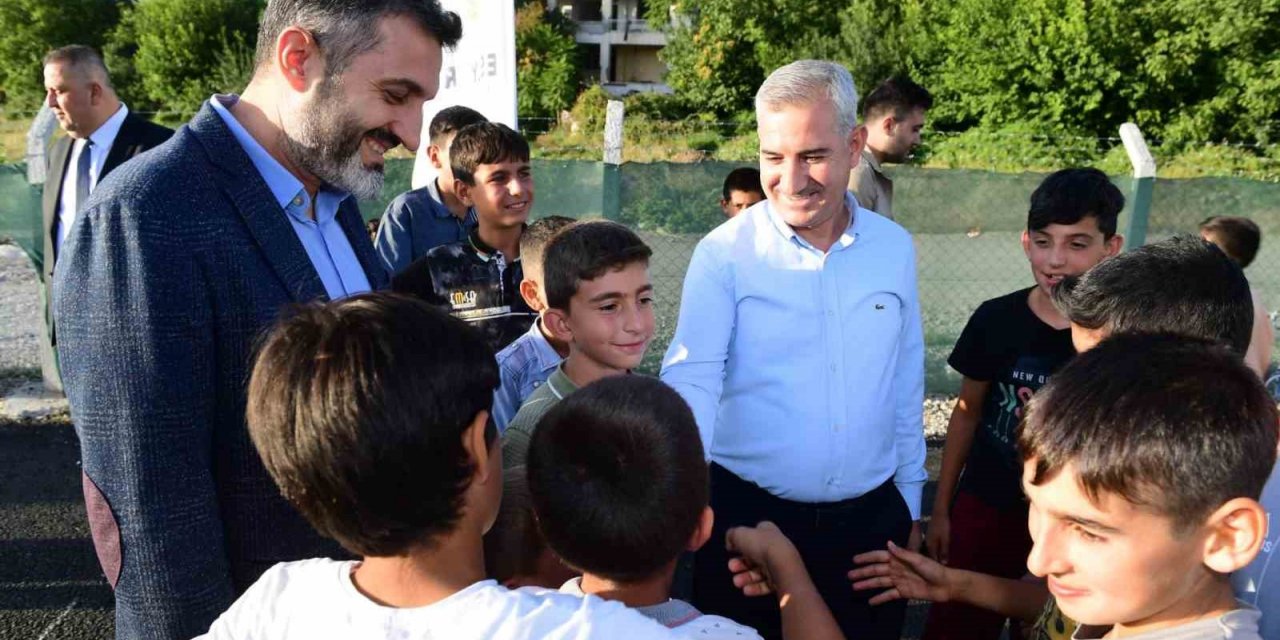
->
[545, 364, 578, 400]
[88, 103, 130, 150]
[468, 225, 524, 262]
[208, 94, 350, 215]
[428, 177, 479, 224]
[523, 319, 563, 373]
[861, 148, 887, 176]
[762, 192, 860, 251]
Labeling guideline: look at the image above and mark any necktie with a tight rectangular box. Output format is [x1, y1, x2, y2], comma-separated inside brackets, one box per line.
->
[75, 139, 94, 213]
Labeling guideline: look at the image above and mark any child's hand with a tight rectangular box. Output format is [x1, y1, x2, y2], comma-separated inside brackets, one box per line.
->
[925, 513, 950, 563]
[724, 521, 801, 598]
[848, 540, 955, 605]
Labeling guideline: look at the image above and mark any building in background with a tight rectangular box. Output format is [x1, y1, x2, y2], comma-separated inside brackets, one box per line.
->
[551, 0, 672, 95]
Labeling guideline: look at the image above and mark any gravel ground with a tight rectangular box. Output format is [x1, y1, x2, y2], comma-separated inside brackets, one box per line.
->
[0, 243, 40, 374]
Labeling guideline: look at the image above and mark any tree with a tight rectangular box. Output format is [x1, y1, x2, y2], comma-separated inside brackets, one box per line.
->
[515, 1, 578, 119]
[0, 0, 120, 107]
[108, 0, 263, 119]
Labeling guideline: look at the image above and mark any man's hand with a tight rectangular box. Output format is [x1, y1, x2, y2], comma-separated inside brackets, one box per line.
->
[848, 540, 957, 605]
[925, 512, 949, 563]
[725, 521, 802, 598]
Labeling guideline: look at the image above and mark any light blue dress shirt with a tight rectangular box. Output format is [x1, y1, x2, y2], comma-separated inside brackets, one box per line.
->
[661, 193, 927, 518]
[210, 95, 370, 300]
[493, 318, 563, 432]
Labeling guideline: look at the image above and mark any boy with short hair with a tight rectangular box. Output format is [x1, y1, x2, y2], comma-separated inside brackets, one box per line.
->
[392, 122, 537, 352]
[1199, 216, 1273, 376]
[1019, 332, 1274, 638]
[1052, 234, 1254, 361]
[492, 215, 577, 431]
[196, 293, 676, 638]
[925, 168, 1123, 639]
[529, 375, 855, 640]
[376, 105, 488, 275]
[720, 167, 765, 218]
[500, 220, 654, 467]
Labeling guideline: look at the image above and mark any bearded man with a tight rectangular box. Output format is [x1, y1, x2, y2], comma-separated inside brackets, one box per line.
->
[52, 2, 461, 638]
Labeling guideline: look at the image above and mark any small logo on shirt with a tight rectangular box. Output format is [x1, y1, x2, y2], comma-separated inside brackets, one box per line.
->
[450, 290, 478, 310]
[875, 303, 886, 310]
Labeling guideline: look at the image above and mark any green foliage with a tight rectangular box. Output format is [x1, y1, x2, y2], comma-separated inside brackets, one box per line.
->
[516, 1, 578, 119]
[0, 0, 120, 107]
[110, 0, 263, 118]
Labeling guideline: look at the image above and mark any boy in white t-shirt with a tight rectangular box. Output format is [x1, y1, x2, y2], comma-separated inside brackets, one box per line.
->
[196, 294, 673, 639]
[528, 375, 842, 639]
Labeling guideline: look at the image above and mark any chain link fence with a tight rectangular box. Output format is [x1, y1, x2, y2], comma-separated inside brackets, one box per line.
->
[6, 152, 1280, 394]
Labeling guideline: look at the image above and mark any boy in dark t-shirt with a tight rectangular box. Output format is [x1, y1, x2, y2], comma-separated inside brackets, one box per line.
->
[923, 168, 1125, 640]
[393, 123, 536, 352]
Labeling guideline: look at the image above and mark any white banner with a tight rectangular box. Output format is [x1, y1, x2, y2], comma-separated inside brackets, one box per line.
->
[413, 0, 518, 189]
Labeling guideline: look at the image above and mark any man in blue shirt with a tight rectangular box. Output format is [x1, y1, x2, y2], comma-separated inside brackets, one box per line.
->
[52, 2, 462, 638]
[661, 60, 926, 640]
[374, 105, 486, 275]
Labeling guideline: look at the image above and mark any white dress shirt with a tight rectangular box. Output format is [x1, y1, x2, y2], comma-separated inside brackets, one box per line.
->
[55, 104, 130, 255]
[661, 192, 928, 518]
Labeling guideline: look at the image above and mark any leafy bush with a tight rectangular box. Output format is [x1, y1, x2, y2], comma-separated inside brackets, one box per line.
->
[0, 0, 120, 108]
[110, 0, 263, 118]
[516, 1, 578, 119]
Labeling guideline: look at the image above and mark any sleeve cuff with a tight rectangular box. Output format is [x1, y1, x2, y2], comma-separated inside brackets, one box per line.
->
[894, 480, 925, 521]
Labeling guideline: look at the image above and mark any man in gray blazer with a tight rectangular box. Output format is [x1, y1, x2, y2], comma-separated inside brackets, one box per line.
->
[39, 45, 171, 387]
[53, 2, 461, 638]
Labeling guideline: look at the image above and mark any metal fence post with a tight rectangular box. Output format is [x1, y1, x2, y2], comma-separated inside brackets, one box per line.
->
[1119, 123, 1156, 250]
[602, 99, 624, 221]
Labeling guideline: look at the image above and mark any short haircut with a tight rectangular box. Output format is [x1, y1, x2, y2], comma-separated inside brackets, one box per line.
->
[1052, 235, 1253, 355]
[1019, 333, 1277, 531]
[1027, 168, 1124, 237]
[449, 122, 531, 186]
[756, 60, 859, 138]
[527, 376, 708, 582]
[543, 220, 652, 311]
[429, 105, 488, 145]
[520, 215, 577, 280]
[246, 293, 499, 557]
[1200, 216, 1261, 268]
[860, 75, 933, 121]
[722, 167, 763, 200]
[254, 0, 462, 75]
[43, 45, 111, 86]
[483, 465, 546, 583]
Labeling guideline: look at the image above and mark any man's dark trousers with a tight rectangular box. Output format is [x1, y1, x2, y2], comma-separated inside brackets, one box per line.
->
[693, 462, 912, 640]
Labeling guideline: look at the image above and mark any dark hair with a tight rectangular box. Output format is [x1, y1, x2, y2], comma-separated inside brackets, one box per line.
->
[860, 75, 933, 121]
[722, 167, 763, 200]
[1019, 333, 1277, 530]
[1052, 235, 1253, 354]
[543, 221, 653, 311]
[429, 105, 488, 145]
[1027, 168, 1124, 237]
[254, 0, 463, 75]
[449, 122, 531, 186]
[520, 215, 577, 279]
[483, 465, 546, 583]
[43, 45, 111, 85]
[1200, 216, 1261, 268]
[246, 292, 499, 557]
[527, 376, 708, 582]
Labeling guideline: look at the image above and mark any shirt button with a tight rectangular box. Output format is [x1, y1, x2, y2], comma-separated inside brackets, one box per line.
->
[292, 196, 303, 206]
[830, 362, 837, 372]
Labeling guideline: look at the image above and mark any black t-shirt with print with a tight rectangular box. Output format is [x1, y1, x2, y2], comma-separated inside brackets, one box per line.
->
[948, 287, 1076, 510]
[392, 229, 536, 353]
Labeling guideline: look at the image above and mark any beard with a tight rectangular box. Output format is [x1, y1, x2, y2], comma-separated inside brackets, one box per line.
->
[281, 79, 398, 200]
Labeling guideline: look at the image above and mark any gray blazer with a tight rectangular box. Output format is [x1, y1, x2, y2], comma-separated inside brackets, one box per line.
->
[53, 102, 388, 640]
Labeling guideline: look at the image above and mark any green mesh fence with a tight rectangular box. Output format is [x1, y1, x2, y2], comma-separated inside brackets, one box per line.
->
[6, 157, 1280, 394]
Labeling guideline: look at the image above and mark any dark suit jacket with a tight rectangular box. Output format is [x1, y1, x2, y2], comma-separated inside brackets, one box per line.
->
[40, 112, 172, 335]
[53, 102, 388, 640]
